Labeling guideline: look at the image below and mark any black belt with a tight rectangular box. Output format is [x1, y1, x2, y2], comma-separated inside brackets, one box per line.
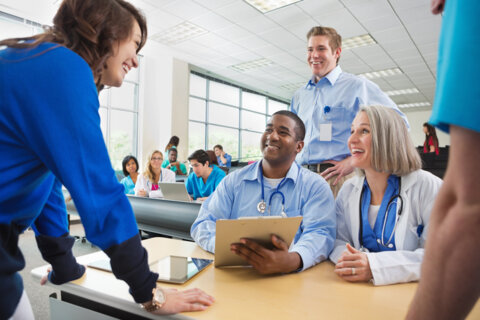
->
[303, 163, 334, 173]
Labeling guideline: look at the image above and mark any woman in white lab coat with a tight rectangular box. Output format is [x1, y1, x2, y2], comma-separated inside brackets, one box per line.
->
[135, 150, 175, 198]
[330, 105, 442, 286]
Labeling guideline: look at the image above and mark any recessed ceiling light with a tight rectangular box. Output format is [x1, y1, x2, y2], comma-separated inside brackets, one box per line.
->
[150, 22, 208, 45]
[359, 67, 403, 79]
[230, 58, 274, 72]
[343, 34, 377, 50]
[385, 88, 419, 96]
[398, 102, 431, 108]
[244, 0, 303, 14]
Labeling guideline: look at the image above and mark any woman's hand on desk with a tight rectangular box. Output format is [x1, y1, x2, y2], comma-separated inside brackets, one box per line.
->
[137, 189, 147, 197]
[152, 288, 215, 314]
[40, 267, 52, 285]
[334, 243, 373, 282]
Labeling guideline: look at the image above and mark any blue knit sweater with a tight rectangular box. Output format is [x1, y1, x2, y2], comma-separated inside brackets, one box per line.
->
[0, 43, 156, 318]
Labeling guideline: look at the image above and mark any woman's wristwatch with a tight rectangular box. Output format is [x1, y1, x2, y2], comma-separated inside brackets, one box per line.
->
[141, 287, 166, 312]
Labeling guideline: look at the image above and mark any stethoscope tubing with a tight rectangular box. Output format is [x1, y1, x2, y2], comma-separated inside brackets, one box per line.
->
[358, 177, 403, 249]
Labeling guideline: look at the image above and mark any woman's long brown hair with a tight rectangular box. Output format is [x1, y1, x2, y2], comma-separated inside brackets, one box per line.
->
[0, 0, 147, 90]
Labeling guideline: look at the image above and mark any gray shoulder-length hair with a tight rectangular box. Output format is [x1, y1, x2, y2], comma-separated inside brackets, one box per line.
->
[358, 105, 421, 176]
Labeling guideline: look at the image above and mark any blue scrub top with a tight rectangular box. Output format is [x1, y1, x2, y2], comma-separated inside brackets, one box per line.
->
[186, 165, 226, 200]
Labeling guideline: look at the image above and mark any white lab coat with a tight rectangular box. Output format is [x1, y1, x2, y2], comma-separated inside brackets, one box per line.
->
[134, 169, 175, 198]
[330, 169, 442, 286]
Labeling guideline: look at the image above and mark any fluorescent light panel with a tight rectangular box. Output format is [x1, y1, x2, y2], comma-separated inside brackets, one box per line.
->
[398, 102, 431, 108]
[150, 22, 208, 45]
[385, 88, 419, 96]
[343, 34, 376, 50]
[244, 0, 303, 13]
[359, 67, 403, 79]
[230, 58, 274, 72]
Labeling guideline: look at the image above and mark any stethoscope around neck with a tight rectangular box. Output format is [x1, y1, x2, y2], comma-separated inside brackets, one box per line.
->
[358, 178, 404, 250]
[256, 162, 289, 217]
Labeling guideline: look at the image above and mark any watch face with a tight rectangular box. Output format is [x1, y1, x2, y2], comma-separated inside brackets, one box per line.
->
[153, 287, 166, 305]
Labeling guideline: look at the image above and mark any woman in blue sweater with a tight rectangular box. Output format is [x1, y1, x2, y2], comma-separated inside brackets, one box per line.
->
[0, 0, 213, 318]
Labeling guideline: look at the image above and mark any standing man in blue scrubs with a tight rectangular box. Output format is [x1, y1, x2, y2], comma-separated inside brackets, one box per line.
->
[191, 111, 335, 274]
[291, 26, 408, 197]
[407, 1, 480, 319]
[186, 150, 226, 201]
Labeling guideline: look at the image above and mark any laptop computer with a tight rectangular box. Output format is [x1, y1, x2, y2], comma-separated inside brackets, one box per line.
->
[214, 216, 303, 267]
[158, 182, 192, 202]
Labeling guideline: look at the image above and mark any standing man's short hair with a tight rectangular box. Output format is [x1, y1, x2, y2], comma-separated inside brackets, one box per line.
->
[213, 144, 223, 150]
[306, 26, 342, 63]
[271, 110, 306, 142]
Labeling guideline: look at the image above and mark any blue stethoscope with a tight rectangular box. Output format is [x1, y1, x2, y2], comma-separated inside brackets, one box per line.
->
[256, 163, 288, 217]
[358, 179, 404, 250]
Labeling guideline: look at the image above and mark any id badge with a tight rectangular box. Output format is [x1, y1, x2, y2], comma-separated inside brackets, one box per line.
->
[319, 122, 332, 141]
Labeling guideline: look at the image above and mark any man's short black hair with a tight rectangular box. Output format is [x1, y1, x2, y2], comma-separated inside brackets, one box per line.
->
[121, 155, 139, 177]
[188, 149, 210, 166]
[271, 110, 306, 141]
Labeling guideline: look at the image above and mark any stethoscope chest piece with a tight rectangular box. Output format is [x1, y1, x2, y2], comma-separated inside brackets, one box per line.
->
[257, 200, 267, 214]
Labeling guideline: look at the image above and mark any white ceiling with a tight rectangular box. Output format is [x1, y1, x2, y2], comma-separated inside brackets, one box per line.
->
[0, 0, 441, 107]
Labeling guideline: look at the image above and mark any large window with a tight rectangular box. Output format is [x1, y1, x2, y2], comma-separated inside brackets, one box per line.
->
[188, 72, 289, 162]
[1, 11, 140, 172]
[98, 64, 140, 171]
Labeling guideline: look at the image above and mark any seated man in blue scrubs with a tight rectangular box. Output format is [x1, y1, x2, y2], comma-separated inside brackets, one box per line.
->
[162, 148, 187, 175]
[213, 144, 232, 168]
[186, 149, 226, 201]
[191, 111, 335, 274]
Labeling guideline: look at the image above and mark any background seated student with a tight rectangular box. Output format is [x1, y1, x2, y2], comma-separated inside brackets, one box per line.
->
[120, 155, 139, 195]
[191, 111, 335, 274]
[422, 122, 439, 155]
[186, 149, 226, 201]
[135, 150, 175, 198]
[330, 105, 442, 286]
[162, 148, 187, 175]
[213, 144, 232, 168]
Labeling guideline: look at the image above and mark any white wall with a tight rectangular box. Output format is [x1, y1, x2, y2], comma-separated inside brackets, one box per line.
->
[138, 42, 173, 168]
[404, 109, 450, 147]
[138, 42, 191, 168]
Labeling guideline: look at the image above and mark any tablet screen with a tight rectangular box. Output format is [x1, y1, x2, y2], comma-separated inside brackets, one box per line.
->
[149, 256, 213, 284]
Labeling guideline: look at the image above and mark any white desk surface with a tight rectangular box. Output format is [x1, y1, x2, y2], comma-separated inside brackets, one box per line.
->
[31, 237, 480, 319]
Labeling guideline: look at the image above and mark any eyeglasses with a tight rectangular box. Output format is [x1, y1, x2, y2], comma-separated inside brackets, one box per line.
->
[151, 157, 163, 161]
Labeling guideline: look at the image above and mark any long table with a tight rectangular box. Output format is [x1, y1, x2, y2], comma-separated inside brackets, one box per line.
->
[31, 238, 480, 319]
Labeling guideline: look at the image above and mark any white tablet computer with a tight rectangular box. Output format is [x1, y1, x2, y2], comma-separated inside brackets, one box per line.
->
[214, 216, 303, 267]
[88, 256, 213, 284]
[158, 182, 191, 202]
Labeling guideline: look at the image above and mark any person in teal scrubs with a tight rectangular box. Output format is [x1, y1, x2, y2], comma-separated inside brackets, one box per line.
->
[186, 150, 226, 201]
[162, 148, 187, 175]
[120, 155, 139, 194]
[407, 1, 480, 319]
